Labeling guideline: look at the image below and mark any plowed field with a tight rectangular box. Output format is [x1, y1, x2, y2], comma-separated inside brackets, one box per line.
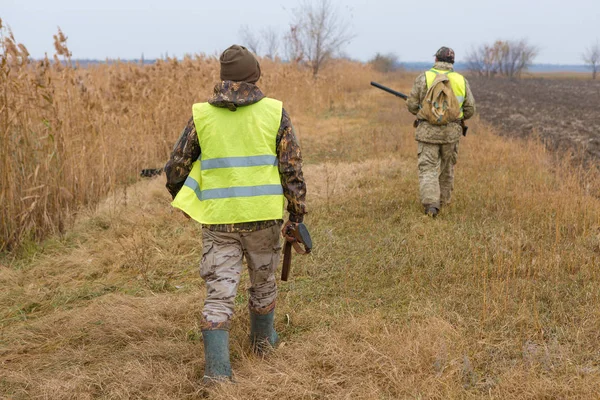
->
[471, 77, 600, 162]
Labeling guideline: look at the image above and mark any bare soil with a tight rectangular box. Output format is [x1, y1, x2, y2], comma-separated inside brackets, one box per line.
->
[470, 77, 600, 162]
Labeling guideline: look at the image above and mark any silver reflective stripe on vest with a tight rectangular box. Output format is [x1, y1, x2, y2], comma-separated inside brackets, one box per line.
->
[201, 155, 277, 170]
[202, 185, 283, 200]
[457, 96, 465, 103]
[183, 176, 282, 201]
[184, 176, 202, 199]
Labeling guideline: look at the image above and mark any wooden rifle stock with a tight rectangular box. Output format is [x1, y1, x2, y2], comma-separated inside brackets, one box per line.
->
[281, 241, 293, 281]
[280, 223, 312, 282]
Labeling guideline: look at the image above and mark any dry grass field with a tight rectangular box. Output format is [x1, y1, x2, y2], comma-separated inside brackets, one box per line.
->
[2, 27, 600, 399]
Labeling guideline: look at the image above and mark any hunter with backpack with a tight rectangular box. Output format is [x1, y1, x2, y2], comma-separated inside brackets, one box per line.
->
[407, 47, 476, 217]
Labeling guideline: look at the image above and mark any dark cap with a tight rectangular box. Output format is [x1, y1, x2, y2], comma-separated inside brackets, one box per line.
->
[219, 45, 261, 84]
[434, 47, 455, 64]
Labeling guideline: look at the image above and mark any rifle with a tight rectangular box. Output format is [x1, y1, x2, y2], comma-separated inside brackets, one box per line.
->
[460, 120, 468, 137]
[371, 81, 468, 136]
[140, 168, 163, 178]
[370, 81, 408, 100]
[281, 223, 312, 281]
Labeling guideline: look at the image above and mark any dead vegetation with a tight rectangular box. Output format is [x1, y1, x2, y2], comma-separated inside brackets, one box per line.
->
[0, 24, 370, 251]
[466, 39, 539, 78]
[2, 24, 600, 399]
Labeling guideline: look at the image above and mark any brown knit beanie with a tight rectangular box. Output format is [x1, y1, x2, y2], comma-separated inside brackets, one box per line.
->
[219, 45, 261, 84]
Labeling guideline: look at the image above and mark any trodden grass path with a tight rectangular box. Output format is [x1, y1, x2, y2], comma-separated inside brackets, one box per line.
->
[2, 82, 600, 399]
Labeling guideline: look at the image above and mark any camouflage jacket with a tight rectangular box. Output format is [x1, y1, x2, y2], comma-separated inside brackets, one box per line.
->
[406, 61, 476, 144]
[164, 81, 307, 232]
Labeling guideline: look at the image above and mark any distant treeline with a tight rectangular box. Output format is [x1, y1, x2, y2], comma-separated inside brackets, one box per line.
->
[72, 59, 158, 67]
[65, 59, 589, 73]
[400, 61, 589, 73]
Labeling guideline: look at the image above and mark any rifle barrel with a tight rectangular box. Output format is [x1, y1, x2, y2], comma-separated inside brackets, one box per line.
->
[370, 81, 408, 100]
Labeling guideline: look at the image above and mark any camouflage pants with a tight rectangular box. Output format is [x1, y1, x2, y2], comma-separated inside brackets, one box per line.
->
[199, 224, 282, 330]
[417, 141, 459, 208]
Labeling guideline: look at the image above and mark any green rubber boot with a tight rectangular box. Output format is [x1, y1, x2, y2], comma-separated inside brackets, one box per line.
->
[201, 329, 232, 384]
[249, 309, 279, 355]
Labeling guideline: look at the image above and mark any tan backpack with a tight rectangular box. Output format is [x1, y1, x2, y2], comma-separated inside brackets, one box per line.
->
[417, 72, 461, 125]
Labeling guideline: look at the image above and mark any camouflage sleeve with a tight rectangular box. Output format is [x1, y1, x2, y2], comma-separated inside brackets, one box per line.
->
[462, 78, 476, 120]
[277, 108, 307, 223]
[407, 73, 426, 115]
[164, 117, 201, 199]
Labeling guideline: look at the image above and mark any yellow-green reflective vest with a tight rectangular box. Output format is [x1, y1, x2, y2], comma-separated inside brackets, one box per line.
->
[425, 68, 466, 119]
[171, 98, 284, 224]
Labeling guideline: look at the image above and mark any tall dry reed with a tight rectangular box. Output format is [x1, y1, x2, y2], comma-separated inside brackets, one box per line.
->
[0, 22, 379, 251]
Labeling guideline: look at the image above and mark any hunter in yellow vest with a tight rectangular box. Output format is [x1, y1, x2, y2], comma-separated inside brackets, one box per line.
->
[164, 45, 307, 383]
[407, 47, 476, 217]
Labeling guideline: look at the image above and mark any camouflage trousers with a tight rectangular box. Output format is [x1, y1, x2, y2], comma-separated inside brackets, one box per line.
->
[417, 141, 459, 209]
[199, 224, 282, 330]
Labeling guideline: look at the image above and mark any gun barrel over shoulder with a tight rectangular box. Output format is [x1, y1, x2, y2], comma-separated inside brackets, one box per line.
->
[370, 81, 408, 100]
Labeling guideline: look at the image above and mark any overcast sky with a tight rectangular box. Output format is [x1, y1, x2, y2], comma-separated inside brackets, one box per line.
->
[2, 0, 599, 64]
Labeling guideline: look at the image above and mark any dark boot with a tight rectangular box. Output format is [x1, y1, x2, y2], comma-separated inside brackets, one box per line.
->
[249, 309, 278, 355]
[425, 205, 439, 218]
[201, 329, 232, 384]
